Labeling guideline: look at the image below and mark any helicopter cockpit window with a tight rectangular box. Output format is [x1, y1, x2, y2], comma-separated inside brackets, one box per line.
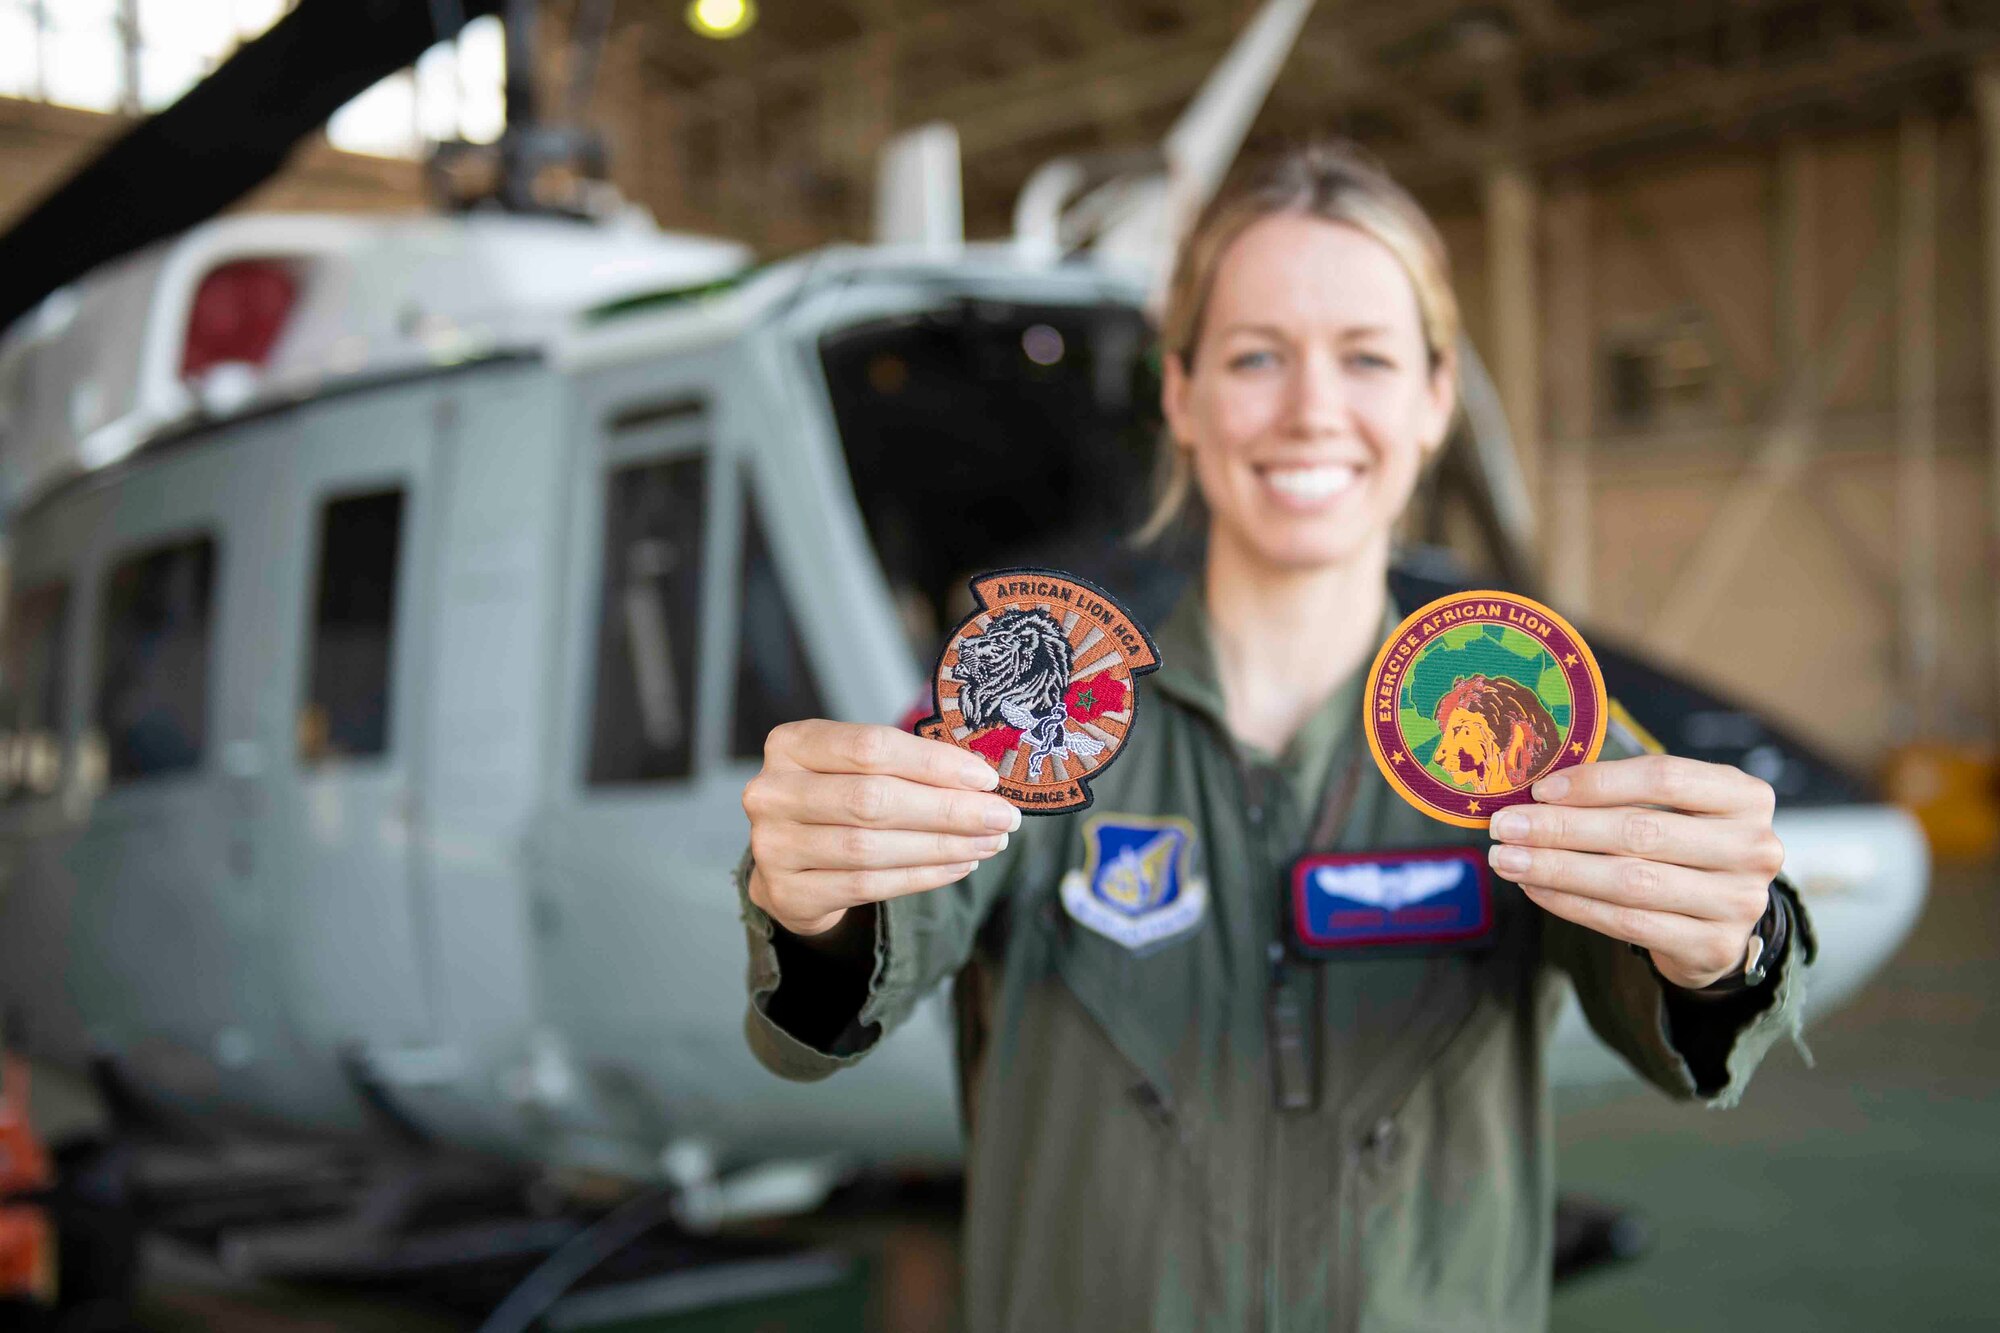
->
[817, 301, 1164, 652]
[0, 580, 71, 802]
[300, 488, 406, 764]
[588, 454, 706, 785]
[730, 478, 826, 759]
[95, 534, 217, 783]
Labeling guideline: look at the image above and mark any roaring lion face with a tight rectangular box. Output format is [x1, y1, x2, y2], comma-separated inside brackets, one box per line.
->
[1430, 674, 1559, 794]
[952, 608, 1073, 730]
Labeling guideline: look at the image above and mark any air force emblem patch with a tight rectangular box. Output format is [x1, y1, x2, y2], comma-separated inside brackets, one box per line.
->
[1059, 815, 1208, 952]
[1289, 847, 1494, 956]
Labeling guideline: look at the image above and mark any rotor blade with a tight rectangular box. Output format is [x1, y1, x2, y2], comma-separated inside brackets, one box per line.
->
[0, 0, 503, 333]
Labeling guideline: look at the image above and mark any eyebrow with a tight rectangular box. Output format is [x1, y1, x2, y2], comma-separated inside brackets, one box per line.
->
[1216, 322, 1398, 340]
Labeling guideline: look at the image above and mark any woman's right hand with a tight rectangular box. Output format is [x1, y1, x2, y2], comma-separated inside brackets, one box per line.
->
[742, 720, 1022, 938]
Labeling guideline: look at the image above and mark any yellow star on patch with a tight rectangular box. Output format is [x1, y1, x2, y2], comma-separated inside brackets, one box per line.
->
[1564, 653, 1579, 667]
[1392, 750, 1406, 763]
[1571, 742, 1584, 756]
[1466, 800, 1481, 814]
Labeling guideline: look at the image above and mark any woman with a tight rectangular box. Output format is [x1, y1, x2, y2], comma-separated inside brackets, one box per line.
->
[736, 143, 1811, 1332]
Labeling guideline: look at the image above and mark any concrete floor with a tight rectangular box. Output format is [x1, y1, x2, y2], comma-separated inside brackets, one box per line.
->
[22, 859, 1999, 1330]
[1550, 857, 2000, 1332]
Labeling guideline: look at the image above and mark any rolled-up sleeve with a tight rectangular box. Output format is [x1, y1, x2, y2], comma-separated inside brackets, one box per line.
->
[1542, 699, 1820, 1107]
[734, 839, 1022, 1082]
[1547, 872, 1817, 1106]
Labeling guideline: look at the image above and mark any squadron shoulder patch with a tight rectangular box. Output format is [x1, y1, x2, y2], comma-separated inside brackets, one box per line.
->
[1059, 815, 1208, 952]
[917, 568, 1160, 815]
[1364, 589, 1606, 829]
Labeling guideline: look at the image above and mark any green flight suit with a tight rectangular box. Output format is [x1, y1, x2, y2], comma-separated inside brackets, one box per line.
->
[734, 581, 1817, 1333]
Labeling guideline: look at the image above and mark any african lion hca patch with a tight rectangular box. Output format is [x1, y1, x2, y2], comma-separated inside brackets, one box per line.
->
[917, 569, 1160, 815]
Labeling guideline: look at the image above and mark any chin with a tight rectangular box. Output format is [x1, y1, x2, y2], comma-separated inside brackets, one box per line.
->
[1234, 523, 1381, 572]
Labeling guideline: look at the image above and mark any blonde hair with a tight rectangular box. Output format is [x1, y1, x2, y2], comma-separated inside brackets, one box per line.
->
[1137, 140, 1463, 544]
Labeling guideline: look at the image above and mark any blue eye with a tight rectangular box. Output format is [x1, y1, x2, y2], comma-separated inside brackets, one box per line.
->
[1349, 352, 1393, 370]
[1228, 349, 1276, 370]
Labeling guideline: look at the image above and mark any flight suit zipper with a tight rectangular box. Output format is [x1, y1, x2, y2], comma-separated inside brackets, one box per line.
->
[1235, 758, 1280, 1333]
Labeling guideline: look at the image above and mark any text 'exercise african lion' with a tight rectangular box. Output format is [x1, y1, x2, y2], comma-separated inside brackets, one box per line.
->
[1365, 590, 1607, 829]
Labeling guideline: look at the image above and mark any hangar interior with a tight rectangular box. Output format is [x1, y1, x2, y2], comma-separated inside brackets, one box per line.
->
[0, 0, 1997, 1329]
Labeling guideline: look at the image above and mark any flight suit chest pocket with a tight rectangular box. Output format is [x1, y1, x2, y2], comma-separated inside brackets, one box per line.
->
[1030, 813, 1219, 1101]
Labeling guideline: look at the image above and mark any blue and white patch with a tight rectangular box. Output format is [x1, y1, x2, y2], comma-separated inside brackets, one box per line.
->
[1289, 847, 1493, 956]
[1059, 815, 1208, 952]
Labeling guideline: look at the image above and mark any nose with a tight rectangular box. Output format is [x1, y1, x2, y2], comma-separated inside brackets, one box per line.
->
[1285, 344, 1348, 437]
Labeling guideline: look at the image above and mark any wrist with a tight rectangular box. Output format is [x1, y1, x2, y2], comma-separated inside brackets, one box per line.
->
[1671, 885, 1787, 998]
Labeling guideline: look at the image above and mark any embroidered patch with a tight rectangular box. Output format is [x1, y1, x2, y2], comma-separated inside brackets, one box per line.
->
[1365, 589, 1607, 828]
[916, 568, 1160, 815]
[1290, 848, 1493, 955]
[1059, 815, 1208, 952]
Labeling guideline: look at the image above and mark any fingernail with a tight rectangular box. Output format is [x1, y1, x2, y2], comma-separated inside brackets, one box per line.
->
[1490, 808, 1528, 839]
[982, 832, 1010, 853]
[1490, 844, 1530, 874]
[963, 761, 1000, 791]
[983, 802, 1022, 832]
[1532, 773, 1570, 802]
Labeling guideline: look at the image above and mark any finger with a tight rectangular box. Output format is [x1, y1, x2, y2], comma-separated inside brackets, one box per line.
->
[786, 824, 1010, 872]
[752, 771, 1021, 836]
[1488, 844, 1737, 919]
[1532, 753, 1773, 818]
[766, 719, 999, 791]
[1489, 802, 1764, 873]
[1517, 884, 1713, 960]
[786, 861, 980, 908]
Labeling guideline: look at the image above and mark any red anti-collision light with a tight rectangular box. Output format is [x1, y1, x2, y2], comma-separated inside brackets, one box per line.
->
[181, 259, 298, 380]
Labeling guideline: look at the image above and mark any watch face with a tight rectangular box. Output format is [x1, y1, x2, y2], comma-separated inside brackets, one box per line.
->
[1742, 931, 1766, 982]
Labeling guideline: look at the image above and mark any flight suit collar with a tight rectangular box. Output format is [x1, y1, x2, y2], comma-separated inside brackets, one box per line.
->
[1147, 574, 1404, 772]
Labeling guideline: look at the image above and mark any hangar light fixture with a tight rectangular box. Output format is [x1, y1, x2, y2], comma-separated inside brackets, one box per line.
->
[687, 0, 756, 39]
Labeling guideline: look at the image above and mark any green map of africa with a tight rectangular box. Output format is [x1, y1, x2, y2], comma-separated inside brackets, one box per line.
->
[1399, 623, 1572, 787]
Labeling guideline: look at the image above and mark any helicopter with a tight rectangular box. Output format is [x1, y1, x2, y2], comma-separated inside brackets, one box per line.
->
[0, 0, 1926, 1315]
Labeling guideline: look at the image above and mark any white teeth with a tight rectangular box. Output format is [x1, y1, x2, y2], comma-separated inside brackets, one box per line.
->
[1262, 464, 1360, 502]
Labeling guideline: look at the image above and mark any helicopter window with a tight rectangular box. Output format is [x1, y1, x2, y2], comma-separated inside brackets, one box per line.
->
[817, 301, 1162, 650]
[299, 488, 406, 764]
[0, 580, 71, 802]
[95, 534, 217, 783]
[587, 454, 706, 785]
[731, 477, 826, 759]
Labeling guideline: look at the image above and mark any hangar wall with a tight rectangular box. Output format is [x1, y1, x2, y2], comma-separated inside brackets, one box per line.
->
[1424, 115, 1992, 772]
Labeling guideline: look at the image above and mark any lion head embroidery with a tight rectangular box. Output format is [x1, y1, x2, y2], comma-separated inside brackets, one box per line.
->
[953, 607, 1074, 732]
[1430, 673, 1560, 794]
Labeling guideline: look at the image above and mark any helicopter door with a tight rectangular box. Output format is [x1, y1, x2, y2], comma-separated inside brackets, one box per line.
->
[242, 388, 439, 1063]
[72, 434, 280, 1104]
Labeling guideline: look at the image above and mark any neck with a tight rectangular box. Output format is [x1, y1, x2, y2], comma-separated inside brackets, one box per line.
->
[1203, 529, 1391, 755]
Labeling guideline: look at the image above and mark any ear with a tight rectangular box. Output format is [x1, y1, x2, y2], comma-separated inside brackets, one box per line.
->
[1416, 342, 1459, 458]
[1161, 349, 1195, 449]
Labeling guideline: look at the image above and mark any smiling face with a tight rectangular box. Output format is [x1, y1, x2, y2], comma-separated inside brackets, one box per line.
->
[1161, 213, 1456, 573]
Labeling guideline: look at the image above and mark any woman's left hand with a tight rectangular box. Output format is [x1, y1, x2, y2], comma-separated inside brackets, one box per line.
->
[1485, 755, 1787, 990]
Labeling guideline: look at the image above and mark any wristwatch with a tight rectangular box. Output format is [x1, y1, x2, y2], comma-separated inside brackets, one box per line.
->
[1693, 885, 1789, 995]
[1630, 883, 1789, 996]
